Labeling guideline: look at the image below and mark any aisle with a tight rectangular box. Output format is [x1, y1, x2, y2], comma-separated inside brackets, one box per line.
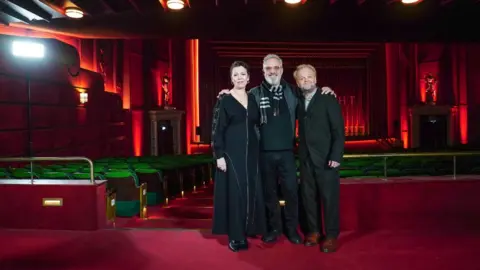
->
[115, 185, 214, 230]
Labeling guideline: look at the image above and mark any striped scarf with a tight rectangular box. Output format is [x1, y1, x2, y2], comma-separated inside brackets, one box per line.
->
[259, 80, 283, 125]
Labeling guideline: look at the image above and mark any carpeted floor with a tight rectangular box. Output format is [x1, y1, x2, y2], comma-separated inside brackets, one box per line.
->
[1, 229, 479, 270]
[1, 176, 480, 270]
[115, 186, 214, 229]
[115, 176, 480, 231]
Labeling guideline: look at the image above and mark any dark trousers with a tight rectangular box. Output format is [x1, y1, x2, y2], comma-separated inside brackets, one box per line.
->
[300, 155, 340, 238]
[260, 150, 298, 232]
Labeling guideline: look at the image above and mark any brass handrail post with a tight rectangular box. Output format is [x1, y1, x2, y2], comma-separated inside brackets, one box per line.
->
[30, 160, 34, 185]
[383, 156, 388, 180]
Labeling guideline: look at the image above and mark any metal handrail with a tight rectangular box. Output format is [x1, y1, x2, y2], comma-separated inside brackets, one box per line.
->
[343, 151, 480, 158]
[342, 151, 480, 180]
[0, 156, 95, 184]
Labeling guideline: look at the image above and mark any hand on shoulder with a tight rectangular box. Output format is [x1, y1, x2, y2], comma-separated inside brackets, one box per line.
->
[320, 86, 337, 98]
[217, 89, 231, 98]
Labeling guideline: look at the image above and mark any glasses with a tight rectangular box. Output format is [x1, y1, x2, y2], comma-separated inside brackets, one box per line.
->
[264, 66, 282, 72]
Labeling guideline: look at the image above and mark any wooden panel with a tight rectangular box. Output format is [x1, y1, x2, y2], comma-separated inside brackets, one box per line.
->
[0, 130, 27, 155]
[0, 105, 26, 130]
[0, 75, 27, 102]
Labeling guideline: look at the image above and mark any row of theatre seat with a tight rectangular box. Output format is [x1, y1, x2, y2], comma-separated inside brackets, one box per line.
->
[338, 155, 480, 177]
[1, 154, 479, 218]
[0, 155, 215, 217]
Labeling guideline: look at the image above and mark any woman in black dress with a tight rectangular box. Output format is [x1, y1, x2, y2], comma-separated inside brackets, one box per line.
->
[211, 61, 267, 252]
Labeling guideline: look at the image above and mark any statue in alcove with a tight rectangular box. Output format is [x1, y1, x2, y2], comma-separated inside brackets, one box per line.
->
[98, 48, 108, 90]
[424, 73, 437, 105]
[162, 73, 175, 109]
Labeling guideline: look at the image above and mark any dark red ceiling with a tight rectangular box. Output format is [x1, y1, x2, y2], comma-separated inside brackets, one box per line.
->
[0, 0, 478, 41]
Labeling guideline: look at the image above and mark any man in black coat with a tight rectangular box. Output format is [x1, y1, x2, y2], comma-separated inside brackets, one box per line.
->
[295, 64, 345, 252]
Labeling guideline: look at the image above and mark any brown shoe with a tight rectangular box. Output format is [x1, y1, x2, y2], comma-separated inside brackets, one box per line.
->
[321, 238, 338, 253]
[304, 233, 321, 247]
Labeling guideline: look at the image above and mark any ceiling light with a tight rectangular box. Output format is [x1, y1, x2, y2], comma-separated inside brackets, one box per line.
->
[401, 0, 421, 4]
[285, 0, 302, 3]
[167, 0, 185, 10]
[65, 7, 84, 19]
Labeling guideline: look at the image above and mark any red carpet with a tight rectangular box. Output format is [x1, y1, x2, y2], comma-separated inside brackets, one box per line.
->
[115, 176, 480, 232]
[0, 229, 479, 270]
[1, 176, 480, 269]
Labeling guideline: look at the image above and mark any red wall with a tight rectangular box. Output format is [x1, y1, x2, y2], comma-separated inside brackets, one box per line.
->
[466, 44, 480, 145]
[0, 37, 131, 159]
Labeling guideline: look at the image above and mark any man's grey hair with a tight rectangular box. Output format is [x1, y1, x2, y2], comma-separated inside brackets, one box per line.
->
[263, 54, 283, 67]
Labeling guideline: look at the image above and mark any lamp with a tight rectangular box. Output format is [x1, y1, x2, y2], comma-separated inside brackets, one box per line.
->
[11, 39, 45, 183]
[167, 0, 185, 10]
[401, 0, 421, 4]
[12, 41, 45, 58]
[285, 0, 302, 4]
[65, 7, 84, 19]
[80, 92, 88, 104]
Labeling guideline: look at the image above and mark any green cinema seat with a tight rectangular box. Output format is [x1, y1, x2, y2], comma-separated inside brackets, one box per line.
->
[72, 172, 106, 180]
[41, 171, 72, 179]
[135, 168, 164, 206]
[79, 166, 106, 174]
[132, 163, 151, 169]
[45, 164, 64, 170]
[11, 168, 39, 179]
[108, 163, 130, 170]
[56, 168, 78, 174]
[104, 171, 147, 218]
[340, 170, 365, 178]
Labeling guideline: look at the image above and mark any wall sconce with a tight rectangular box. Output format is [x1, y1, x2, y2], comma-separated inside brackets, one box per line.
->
[80, 92, 88, 104]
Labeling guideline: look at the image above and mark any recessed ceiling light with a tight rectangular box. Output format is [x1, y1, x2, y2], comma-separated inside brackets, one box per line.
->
[167, 0, 185, 10]
[65, 7, 84, 19]
[401, 0, 421, 4]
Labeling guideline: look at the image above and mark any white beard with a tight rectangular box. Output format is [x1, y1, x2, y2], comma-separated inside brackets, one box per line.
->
[265, 75, 280, 86]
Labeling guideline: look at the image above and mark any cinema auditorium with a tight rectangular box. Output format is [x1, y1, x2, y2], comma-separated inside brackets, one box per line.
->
[0, 0, 479, 269]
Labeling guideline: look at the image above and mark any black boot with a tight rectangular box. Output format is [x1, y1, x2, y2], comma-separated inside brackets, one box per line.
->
[261, 230, 281, 243]
[286, 228, 302, 244]
[228, 240, 249, 252]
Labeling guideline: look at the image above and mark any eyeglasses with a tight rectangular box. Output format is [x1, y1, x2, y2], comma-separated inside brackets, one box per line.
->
[264, 66, 282, 72]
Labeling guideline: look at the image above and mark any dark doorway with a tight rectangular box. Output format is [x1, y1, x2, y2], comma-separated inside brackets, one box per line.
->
[157, 120, 174, 155]
[419, 115, 447, 150]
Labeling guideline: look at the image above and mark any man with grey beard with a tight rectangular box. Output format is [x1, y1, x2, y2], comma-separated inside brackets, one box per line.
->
[294, 64, 344, 252]
[217, 54, 336, 244]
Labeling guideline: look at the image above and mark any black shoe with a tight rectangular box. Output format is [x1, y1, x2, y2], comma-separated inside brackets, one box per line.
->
[228, 240, 248, 252]
[286, 230, 302, 244]
[261, 230, 281, 243]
